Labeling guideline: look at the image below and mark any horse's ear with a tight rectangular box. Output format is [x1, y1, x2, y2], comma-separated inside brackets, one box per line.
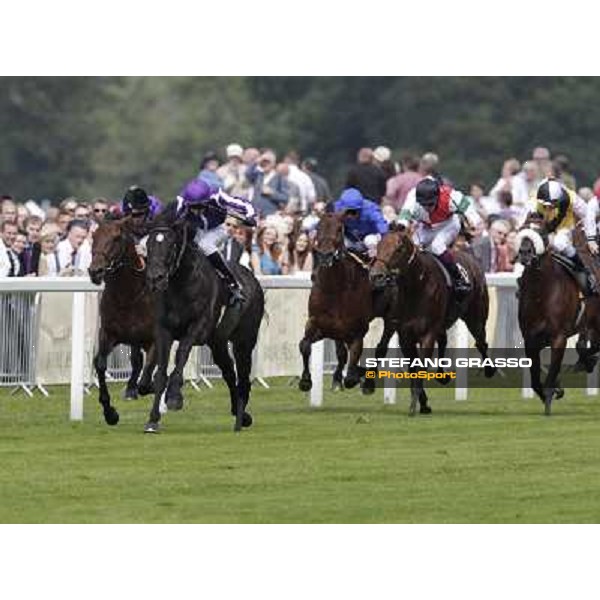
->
[324, 201, 335, 214]
[388, 221, 404, 233]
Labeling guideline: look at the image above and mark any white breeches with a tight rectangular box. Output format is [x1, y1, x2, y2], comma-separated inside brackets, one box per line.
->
[413, 215, 461, 256]
[194, 225, 228, 255]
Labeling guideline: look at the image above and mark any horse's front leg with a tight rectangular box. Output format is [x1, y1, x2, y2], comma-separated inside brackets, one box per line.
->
[331, 340, 348, 392]
[145, 329, 173, 433]
[165, 334, 197, 411]
[299, 319, 321, 392]
[525, 340, 544, 403]
[543, 334, 567, 416]
[138, 343, 156, 396]
[124, 344, 143, 399]
[416, 334, 435, 414]
[94, 330, 119, 425]
[344, 333, 366, 389]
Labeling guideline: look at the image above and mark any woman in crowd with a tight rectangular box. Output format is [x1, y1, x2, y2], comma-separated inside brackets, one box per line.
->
[251, 225, 285, 275]
[37, 227, 61, 276]
[286, 230, 313, 275]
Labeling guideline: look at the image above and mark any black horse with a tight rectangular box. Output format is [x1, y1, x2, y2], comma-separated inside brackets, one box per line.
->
[144, 217, 264, 433]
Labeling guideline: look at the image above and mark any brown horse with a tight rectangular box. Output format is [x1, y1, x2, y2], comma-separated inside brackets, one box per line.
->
[515, 226, 600, 415]
[370, 226, 495, 415]
[88, 217, 156, 425]
[299, 213, 378, 392]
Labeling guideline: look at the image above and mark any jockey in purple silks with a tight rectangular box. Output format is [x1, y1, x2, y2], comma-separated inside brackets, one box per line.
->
[176, 179, 257, 306]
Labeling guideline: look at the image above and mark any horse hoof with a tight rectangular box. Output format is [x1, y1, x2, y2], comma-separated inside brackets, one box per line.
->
[437, 372, 451, 386]
[361, 383, 375, 396]
[419, 406, 432, 415]
[138, 383, 155, 396]
[123, 388, 138, 400]
[554, 388, 565, 400]
[331, 380, 344, 392]
[242, 412, 253, 428]
[344, 375, 360, 389]
[144, 422, 160, 433]
[298, 378, 312, 392]
[104, 407, 120, 426]
[484, 366, 497, 378]
[166, 395, 184, 411]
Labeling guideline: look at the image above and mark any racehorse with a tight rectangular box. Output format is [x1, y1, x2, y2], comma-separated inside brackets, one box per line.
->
[299, 213, 385, 393]
[515, 226, 600, 415]
[370, 226, 495, 415]
[88, 216, 156, 426]
[144, 217, 264, 433]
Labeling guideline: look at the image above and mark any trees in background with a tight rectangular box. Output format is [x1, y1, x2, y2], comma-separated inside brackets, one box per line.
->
[1, 76, 599, 201]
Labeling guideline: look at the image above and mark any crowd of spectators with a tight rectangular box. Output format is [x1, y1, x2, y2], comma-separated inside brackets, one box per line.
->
[0, 142, 597, 279]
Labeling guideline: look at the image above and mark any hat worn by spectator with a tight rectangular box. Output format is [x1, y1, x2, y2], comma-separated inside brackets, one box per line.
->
[226, 143, 244, 159]
[373, 146, 391, 163]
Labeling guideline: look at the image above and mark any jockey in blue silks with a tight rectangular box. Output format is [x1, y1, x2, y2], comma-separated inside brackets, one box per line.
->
[333, 187, 389, 258]
[176, 179, 256, 306]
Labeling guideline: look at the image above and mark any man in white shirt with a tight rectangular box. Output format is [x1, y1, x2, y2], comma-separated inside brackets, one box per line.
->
[0, 221, 21, 277]
[46, 219, 92, 276]
[284, 151, 316, 215]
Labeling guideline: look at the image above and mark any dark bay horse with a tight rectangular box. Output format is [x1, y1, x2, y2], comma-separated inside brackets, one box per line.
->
[88, 217, 156, 425]
[515, 227, 600, 415]
[370, 226, 495, 415]
[144, 218, 264, 433]
[299, 213, 387, 393]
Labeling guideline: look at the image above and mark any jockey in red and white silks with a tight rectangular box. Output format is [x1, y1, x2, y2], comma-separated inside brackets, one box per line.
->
[397, 176, 482, 295]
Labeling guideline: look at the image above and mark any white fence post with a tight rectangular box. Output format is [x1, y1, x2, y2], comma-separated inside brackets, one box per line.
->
[383, 333, 398, 405]
[70, 291, 85, 421]
[310, 340, 324, 407]
[454, 321, 469, 401]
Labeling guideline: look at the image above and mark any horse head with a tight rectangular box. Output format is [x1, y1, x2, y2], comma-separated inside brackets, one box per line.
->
[370, 225, 415, 288]
[89, 217, 136, 285]
[312, 213, 345, 268]
[514, 226, 546, 268]
[146, 220, 188, 292]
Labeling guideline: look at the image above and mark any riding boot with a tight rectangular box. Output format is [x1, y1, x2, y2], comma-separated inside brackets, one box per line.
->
[207, 251, 245, 306]
[438, 249, 471, 297]
[571, 253, 599, 296]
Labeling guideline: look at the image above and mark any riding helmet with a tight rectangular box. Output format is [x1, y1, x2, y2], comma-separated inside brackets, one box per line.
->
[180, 179, 213, 206]
[536, 178, 569, 206]
[415, 176, 440, 208]
[123, 186, 150, 211]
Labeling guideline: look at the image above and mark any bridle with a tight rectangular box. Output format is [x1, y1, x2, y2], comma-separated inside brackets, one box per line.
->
[96, 227, 145, 275]
[372, 234, 417, 284]
[313, 221, 347, 269]
[151, 222, 189, 280]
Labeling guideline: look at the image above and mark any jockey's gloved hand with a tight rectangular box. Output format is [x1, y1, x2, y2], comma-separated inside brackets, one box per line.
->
[588, 240, 599, 256]
[349, 241, 368, 255]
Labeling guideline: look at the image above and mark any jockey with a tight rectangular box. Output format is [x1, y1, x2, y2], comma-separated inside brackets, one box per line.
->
[532, 177, 598, 292]
[397, 176, 482, 296]
[176, 179, 256, 306]
[122, 186, 161, 224]
[333, 188, 389, 259]
[121, 186, 161, 255]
